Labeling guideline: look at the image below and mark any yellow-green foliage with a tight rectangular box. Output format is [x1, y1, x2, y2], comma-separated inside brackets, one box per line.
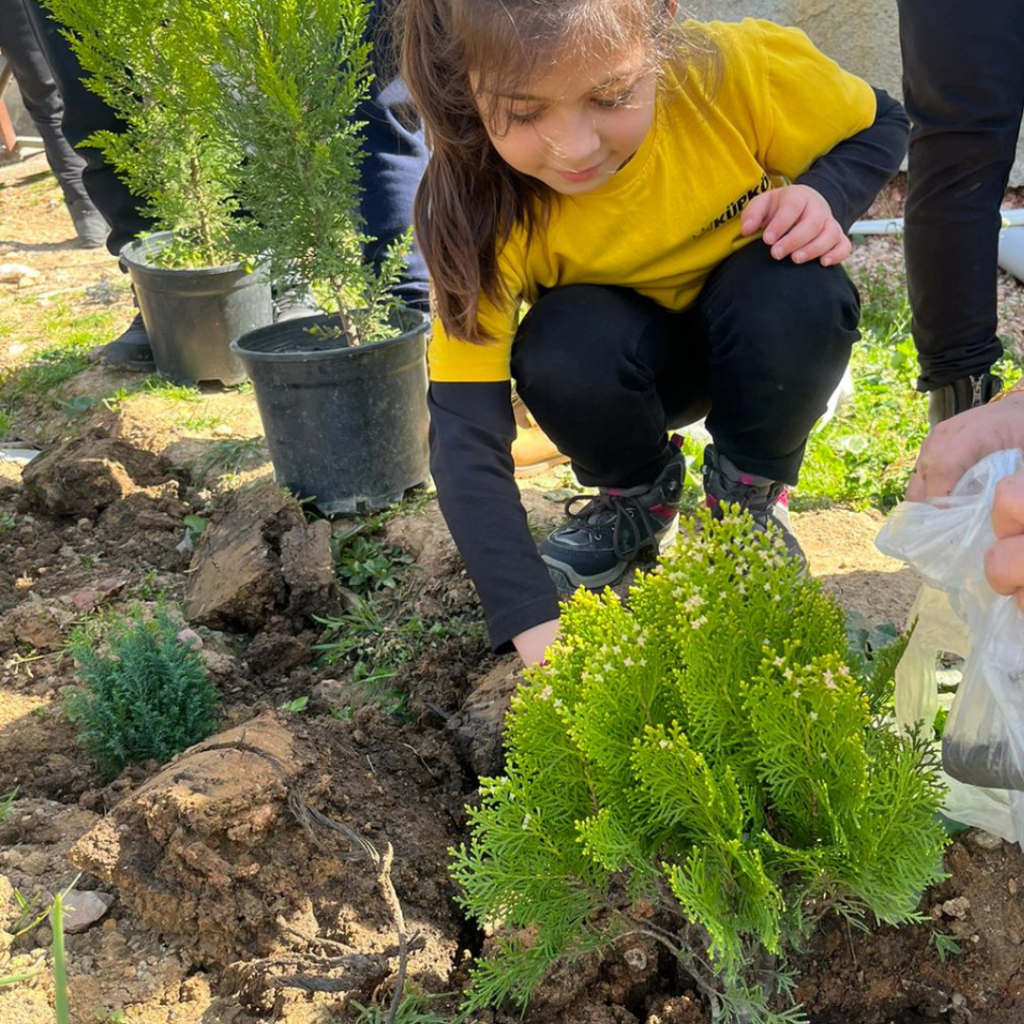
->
[452, 510, 947, 1024]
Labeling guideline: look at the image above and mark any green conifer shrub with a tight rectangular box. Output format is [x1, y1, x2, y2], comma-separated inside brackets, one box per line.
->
[65, 604, 220, 779]
[194, 0, 407, 344]
[452, 510, 947, 1024]
[42, 0, 243, 266]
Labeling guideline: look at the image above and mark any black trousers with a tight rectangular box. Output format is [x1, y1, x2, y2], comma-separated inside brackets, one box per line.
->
[510, 240, 861, 488]
[21, 0, 149, 255]
[897, 0, 1024, 390]
[0, 0, 91, 208]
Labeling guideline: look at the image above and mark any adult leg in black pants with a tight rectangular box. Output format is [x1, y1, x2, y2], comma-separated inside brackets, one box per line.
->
[0, 0, 107, 245]
[897, 0, 1024, 426]
[22, 0, 155, 367]
[512, 240, 861, 589]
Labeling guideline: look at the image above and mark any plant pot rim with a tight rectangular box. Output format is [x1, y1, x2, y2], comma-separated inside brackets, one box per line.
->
[230, 309, 430, 363]
[121, 231, 246, 275]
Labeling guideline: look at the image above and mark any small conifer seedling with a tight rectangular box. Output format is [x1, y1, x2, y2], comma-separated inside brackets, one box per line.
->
[65, 604, 219, 779]
[452, 509, 947, 1024]
[195, 0, 409, 345]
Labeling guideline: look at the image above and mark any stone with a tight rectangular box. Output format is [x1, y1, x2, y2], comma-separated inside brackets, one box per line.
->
[446, 657, 522, 777]
[968, 829, 1004, 851]
[941, 896, 971, 920]
[0, 263, 40, 284]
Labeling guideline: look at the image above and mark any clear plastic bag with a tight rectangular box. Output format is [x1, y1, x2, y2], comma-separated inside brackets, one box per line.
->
[876, 449, 1024, 843]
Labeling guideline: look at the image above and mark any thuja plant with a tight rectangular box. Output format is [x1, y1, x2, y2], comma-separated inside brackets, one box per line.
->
[452, 510, 947, 1024]
[195, 0, 407, 344]
[43, 0, 243, 266]
[65, 603, 220, 779]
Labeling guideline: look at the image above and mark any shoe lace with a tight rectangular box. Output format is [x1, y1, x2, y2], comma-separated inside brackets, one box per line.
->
[562, 491, 661, 561]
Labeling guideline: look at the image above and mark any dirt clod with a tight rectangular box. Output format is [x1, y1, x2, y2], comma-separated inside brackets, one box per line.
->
[21, 433, 175, 518]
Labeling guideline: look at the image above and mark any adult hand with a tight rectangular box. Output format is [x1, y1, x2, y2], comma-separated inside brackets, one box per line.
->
[513, 617, 560, 666]
[740, 184, 852, 267]
[907, 392, 1024, 501]
[985, 473, 1024, 611]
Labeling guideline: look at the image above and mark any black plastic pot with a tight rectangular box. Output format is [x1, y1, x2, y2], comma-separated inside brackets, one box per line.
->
[120, 232, 273, 386]
[231, 312, 430, 515]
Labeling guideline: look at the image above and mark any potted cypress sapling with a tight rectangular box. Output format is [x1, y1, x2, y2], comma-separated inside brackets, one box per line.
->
[41, 0, 272, 385]
[208, 0, 430, 515]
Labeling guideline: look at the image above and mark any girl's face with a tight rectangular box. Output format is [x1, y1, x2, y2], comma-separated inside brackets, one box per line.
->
[474, 44, 657, 195]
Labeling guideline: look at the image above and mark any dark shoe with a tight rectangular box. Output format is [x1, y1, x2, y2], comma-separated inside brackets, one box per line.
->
[540, 441, 685, 593]
[701, 444, 806, 566]
[93, 312, 155, 372]
[928, 372, 1003, 428]
[67, 199, 109, 249]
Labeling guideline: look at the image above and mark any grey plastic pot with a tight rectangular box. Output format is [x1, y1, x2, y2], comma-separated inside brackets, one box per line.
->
[120, 232, 273, 385]
[231, 311, 430, 515]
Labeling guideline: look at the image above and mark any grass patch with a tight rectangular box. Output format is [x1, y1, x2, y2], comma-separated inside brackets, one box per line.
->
[796, 268, 1022, 510]
[0, 303, 121, 407]
[177, 409, 227, 432]
[0, 408, 12, 436]
[142, 378, 203, 402]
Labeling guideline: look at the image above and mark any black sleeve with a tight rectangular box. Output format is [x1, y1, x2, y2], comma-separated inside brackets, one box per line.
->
[796, 88, 909, 232]
[429, 381, 561, 652]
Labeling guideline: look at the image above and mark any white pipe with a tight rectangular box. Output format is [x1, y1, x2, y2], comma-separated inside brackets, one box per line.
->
[850, 208, 1024, 237]
[998, 227, 1024, 283]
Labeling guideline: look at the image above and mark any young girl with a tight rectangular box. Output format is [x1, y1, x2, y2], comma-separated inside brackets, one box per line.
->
[399, 0, 909, 665]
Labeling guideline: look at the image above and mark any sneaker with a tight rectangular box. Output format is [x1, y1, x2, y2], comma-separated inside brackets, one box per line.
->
[272, 283, 321, 323]
[928, 372, 1003, 428]
[540, 440, 685, 593]
[67, 199, 109, 249]
[92, 312, 156, 372]
[701, 444, 806, 567]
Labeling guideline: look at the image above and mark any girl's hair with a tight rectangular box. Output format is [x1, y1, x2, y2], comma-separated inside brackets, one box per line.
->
[399, 0, 718, 343]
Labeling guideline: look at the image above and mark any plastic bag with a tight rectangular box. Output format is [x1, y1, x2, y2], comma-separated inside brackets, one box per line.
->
[876, 449, 1024, 843]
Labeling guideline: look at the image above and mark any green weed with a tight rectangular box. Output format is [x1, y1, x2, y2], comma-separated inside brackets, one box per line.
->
[178, 410, 227, 432]
[348, 989, 455, 1024]
[0, 510, 17, 533]
[0, 786, 17, 823]
[193, 436, 267, 480]
[143, 378, 202, 402]
[930, 930, 962, 963]
[0, 408, 12, 435]
[334, 534, 413, 595]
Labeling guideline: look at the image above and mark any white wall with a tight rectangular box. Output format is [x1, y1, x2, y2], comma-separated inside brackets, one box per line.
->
[687, 0, 1024, 186]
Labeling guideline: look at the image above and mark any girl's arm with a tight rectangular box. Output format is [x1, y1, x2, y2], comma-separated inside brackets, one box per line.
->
[793, 88, 909, 231]
[429, 380, 562, 655]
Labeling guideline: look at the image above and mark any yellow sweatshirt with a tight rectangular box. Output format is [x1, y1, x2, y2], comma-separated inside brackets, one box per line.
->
[427, 18, 877, 384]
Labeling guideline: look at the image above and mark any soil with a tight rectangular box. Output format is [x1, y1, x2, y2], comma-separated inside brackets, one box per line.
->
[4, 164, 1024, 1024]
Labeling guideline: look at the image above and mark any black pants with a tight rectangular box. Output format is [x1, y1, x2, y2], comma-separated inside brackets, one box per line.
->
[511, 241, 861, 488]
[0, 0, 91, 208]
[21, 0, 148, 254]
[897, 0, 1024, 390]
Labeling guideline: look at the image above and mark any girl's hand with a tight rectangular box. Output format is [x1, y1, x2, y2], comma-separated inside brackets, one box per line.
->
[907, 392, 1024, 501]
[740, 184, 852, 267]
[985, 473, 1024, 612]
[513, 618, 560, 666]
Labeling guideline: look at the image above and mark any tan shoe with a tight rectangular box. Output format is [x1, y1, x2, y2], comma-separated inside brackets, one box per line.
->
[512, 391, 569, 477]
